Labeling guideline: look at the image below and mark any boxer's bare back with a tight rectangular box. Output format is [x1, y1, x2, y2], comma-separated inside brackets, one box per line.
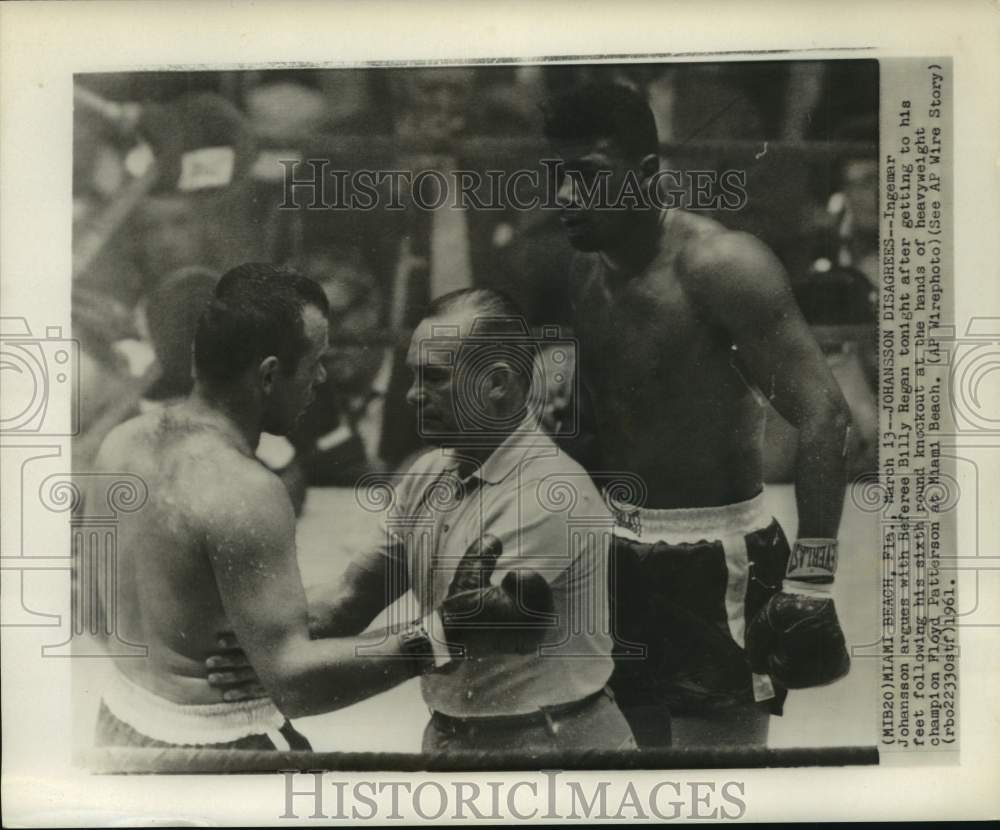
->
[95, 404, 287, 705]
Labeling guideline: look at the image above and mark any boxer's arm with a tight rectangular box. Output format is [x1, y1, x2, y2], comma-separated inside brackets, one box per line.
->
[305, 540, 407, 638]
[685, 231, 851, 538]
[204, 468, 419, 717]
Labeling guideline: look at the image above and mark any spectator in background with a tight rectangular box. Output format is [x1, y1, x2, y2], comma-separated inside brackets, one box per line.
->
[143, 266, 221, 403]
[386, 66, 546, 327]
[291, 246, 420, 486]
[823, 117, 881, 288]
[71, 104, 151, 470]
[135, 195, 209, 288]
[245, 76, 331, 142]
[97, 194, 215, 393]
[73, 103, 147, 311]
[245, 68, 403, 318]
[71, 286, 149, 473]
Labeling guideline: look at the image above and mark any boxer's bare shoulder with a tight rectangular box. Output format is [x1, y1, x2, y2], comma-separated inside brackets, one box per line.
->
[94, 408, 158, 466]
[672, 210, 794, 326]
[98, 406, 268, 508]
[197, 444, 295, 558]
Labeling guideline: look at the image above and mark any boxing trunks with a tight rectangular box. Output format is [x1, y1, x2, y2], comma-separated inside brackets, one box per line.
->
[606, 491, 791, 747]
[95, 667, 311, 751]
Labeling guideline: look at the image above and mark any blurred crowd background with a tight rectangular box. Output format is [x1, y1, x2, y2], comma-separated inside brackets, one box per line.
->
[72, 61, 879, 506]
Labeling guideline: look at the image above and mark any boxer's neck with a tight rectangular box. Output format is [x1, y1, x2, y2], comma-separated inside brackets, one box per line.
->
[186, 384, 260, 457]
[599, 207, 665, 277]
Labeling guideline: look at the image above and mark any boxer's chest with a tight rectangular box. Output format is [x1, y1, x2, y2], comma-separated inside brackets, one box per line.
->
[570, 255, 707, 391]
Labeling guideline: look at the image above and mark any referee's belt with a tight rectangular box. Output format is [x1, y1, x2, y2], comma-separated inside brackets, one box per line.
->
[429, 686, 612, 736]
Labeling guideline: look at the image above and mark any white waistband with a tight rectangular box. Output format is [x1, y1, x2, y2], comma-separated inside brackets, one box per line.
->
[606, 490, 770, 544]
[102, 667, 286, 746]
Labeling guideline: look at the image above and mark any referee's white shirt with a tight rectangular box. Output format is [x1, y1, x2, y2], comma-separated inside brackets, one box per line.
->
[360, 419, 616, 717]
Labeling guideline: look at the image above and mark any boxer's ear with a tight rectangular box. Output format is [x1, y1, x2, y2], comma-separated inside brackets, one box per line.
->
[258, 355, 280, 394]
[639, 153, 659, 181]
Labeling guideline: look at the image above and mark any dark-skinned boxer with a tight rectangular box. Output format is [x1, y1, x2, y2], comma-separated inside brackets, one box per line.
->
[542, 82, 851, 748]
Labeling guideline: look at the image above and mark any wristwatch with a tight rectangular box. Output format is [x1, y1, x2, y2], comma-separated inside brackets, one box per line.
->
[398, 621, 437, 676]
[399, 611, 456, 674]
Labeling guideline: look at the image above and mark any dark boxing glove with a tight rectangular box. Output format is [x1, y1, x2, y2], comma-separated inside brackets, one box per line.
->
[439, 534, 556, 657]
[746, 538, 850, 689]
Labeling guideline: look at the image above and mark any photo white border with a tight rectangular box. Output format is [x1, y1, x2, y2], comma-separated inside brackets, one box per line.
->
[2, 0, 998, 823]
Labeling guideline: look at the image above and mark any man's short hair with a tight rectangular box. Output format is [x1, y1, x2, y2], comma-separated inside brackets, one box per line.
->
[424, 286, 523, 327]
[193, 262, 329, 384]
[541, 81, 659, 161]
[423, 288, 536, 391]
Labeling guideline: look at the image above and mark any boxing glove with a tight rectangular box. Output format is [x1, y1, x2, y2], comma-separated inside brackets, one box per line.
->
[745, 538, 850, 689]
[439, 534, 555, 656]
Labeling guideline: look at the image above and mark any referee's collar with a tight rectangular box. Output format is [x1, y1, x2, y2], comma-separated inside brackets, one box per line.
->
[442, 416, 553, 486]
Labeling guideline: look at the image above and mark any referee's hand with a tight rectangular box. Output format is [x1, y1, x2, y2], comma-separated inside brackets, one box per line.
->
[205, 632, 266, 702]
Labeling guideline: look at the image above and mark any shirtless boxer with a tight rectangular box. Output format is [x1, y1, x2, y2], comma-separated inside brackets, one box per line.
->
[542, 83, 852, 747]
[92, 263, 462, 750]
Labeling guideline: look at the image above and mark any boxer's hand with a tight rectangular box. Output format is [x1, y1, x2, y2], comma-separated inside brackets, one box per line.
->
[745, 539, 850, 688]
[205, 632, 267, 702]
[440, 534, 555, 657]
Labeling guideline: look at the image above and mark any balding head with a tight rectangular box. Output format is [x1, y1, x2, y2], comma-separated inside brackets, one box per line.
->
[406, 288, 539, 446]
